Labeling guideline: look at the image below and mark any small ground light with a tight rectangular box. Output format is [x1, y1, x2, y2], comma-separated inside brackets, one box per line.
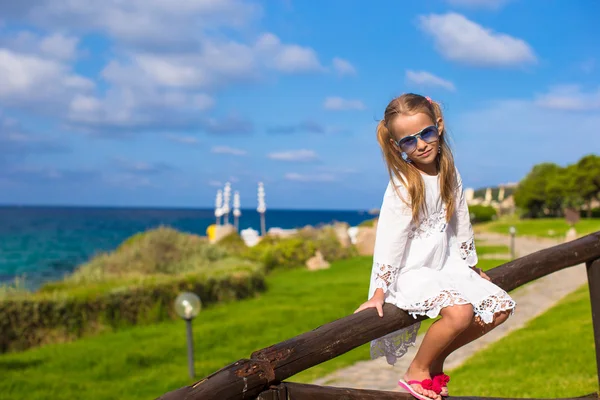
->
[509, 226, 517, 260]
[174, 292, 202, 379]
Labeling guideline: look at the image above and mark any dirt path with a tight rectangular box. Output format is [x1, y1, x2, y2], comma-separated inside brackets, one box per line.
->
[311, 233, 587, 392]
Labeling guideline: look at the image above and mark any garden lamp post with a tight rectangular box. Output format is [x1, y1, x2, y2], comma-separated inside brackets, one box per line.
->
[233, 191, 241, 232]
[223, 182, 231, 225]
[257, 182, 266, 236]
[215, 189, 223, 226]
[174, 292, 202, 380]
[509, 226, 516, 260]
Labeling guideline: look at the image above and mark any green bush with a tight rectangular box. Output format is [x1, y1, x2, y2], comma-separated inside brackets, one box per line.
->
[580, 207, 600, 218]
[243, 226, 356, 271]
[358, 218, 377, 227]
[217, 231, 248, 255]
[66, 226, 228, 284]
[0, 266, 266, 353]
[469, 205, 497, 223]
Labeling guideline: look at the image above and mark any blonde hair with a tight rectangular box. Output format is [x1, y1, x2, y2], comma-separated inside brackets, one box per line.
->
[376, 93, 458, 223]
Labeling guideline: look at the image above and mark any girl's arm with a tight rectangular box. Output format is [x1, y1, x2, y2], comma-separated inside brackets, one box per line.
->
[453, 170, 479, 268]
[369, 181, 413, 297]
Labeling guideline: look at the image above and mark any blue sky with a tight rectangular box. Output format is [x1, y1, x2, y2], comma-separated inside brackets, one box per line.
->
[0, 0, 598, 210]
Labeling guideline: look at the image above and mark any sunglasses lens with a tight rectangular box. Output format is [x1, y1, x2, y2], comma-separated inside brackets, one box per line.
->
[421, 127, 439, 143]
[399, 137, 417, 154]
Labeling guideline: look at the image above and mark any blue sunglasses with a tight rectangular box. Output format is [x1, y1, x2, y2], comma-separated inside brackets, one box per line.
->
[395, 125, 439, 155]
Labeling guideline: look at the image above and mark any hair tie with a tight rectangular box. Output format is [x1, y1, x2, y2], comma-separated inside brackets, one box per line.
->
[425, 96, 433, 104]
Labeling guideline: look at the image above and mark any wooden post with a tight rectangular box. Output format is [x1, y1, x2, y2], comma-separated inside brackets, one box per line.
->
[256, 385, 287, 400]
[587, 258, 600, 391]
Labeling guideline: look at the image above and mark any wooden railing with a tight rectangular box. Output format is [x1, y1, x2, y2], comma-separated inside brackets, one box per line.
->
[157, 231, 600, 400]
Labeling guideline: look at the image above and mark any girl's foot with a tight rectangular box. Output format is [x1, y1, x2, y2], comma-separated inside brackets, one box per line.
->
[430, 362, 449, 397]
[400, 370, 441, 400]
[431, 373, 450, 397]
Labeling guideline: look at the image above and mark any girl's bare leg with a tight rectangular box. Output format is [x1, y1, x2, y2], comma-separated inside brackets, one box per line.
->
[403, 304, 474, 399]
[430, 310, 511, 376]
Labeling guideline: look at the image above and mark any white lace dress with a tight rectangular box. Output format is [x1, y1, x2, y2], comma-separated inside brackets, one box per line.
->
[368, 170, 516, 365]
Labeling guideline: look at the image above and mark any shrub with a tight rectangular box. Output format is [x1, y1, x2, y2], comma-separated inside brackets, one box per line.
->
[217, 231, 248, 255]
[469, 205, 497, 223]
[358, 218, 377, 227]
[580, 208, 600, 218]
[0, 264, 265, 353]
[243, 225, 356, 271]
[66, 226, 228, 284]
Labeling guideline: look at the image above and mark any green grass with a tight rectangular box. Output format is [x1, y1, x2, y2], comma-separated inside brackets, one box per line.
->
[0, 250, 510, 400]
[476, 244, 510, 255]
[0, 257, 373, 400]
[478, 216, 600, 239]
[449, 285, 597, 398]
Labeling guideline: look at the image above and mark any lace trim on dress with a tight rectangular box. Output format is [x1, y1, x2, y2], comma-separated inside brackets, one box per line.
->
[473, 291, 516, 323]
[370, 322, 420, 366]
[405, 289, 470, 319]
[459, 236, 478, 266]
[408, 208, 447, 240]
[370, 289, 516, 365]
[373, 262, 395, 290]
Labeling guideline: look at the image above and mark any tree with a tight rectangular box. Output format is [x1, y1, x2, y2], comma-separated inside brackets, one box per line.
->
[513, 155, 599, 218]
[514, 163, 563, 217]
[575, 154, 600, 217]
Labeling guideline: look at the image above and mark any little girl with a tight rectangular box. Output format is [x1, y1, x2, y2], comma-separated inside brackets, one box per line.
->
[354, 93, 516, 400]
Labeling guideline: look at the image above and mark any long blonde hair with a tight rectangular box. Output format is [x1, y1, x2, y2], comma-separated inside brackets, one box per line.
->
[376, 93, 457, 223]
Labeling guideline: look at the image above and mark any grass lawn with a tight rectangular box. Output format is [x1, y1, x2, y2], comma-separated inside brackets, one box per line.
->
[0, 256, 373, 400]
[477, 216, 600, 239]
[0, 253, 509, 400]
[449, 285, 597, 398]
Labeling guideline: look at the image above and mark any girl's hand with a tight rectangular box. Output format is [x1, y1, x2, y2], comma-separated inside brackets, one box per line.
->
[471, 266, 491, 281]
[354, 290, 385, 317]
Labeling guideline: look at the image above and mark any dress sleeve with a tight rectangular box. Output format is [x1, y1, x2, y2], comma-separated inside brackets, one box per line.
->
[369, 180, 413, 296]
[452, 169, 478, 267]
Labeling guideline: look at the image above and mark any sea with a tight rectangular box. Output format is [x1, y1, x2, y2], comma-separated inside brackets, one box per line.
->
[0, 206, 374, 289]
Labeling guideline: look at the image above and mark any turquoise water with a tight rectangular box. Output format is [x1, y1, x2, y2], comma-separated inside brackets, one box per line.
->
[0, 206, 373, 289]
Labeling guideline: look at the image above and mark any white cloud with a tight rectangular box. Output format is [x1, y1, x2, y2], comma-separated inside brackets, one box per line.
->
[323, 96, 366, 111]
[99, 33, 324, 93]
[0, 117, 68, 160]
[164, 134, 200, 145]
[446, 0, 510, 9]
[419, 13, 536, 67]
[39, 33, 79, 60]
[332, 57, 357, 76]
[405, 70, 456, 91]
[0, 48, 93, 110]
[255, 33, 324, 73]
[211, 146, 247, 156]
[66, 88, 215, 131]
[268, 149, 318, 162]
[534, 85, 600, 111]
[4, 0, 261, 46]
[112, 156, 174, 175]
[1, 31, 79, 61]
[0, 2, 330, 136]
[285, 172, 336, 182]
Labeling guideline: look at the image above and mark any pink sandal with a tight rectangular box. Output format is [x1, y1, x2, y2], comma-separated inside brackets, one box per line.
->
[432, 373, 450, 397]
[398, 378, 442, 400]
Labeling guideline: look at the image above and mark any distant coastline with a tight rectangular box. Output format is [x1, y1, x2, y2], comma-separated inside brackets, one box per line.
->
[0, 206, 374, 289]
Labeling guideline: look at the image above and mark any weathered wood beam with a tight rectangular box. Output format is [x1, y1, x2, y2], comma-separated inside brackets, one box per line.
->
[263, 382, 599, 400]
[488, 231, 600, 292]
[156, 231, 600, 400]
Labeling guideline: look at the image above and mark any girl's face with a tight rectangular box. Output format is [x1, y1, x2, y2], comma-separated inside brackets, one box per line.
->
[389, 112, 443, 168]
